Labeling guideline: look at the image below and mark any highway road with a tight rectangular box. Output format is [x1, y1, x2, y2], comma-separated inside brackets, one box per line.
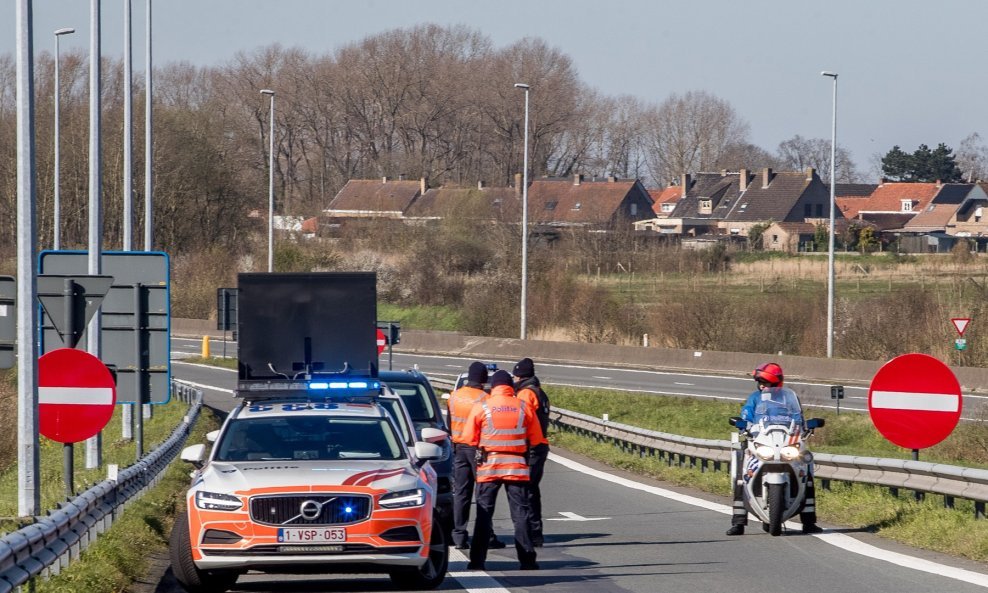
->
[159, 350, 988, 593]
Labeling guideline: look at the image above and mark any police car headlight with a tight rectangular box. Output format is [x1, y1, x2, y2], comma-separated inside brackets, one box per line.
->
[755, 446, 776, 461]
[780, 446, 801, 461]
[380, 489, 425, 509]
[195, 491, 243, 511]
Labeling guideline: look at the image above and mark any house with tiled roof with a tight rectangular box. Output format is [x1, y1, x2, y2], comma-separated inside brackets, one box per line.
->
[324, 177, 426, 219]
[527, 174, 654, 229]
[721, 167, 834, 236]
[893, 184, 988, 252]
[838, 181, 939, 228]
[649, 185, 683, 217]
[654, 171, 748, 236]
[404, 181, 521, 224]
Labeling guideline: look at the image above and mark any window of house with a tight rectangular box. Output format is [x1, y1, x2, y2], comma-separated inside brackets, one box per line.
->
[699, 199, 712, 214]
[630, 203, 638, 216]
[901, 200, 912, 212]
[804, 204, 812, 217]
[545, 201, 557, 211]
[815, 204, 823, 217]
[661, 203, 674, 213]
[771, 234, 779, 243]
[572, 202, 582, 210]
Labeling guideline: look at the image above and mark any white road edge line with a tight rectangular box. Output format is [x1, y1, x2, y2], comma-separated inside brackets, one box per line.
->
[548, 452, 988, 588]
[448, 548, 511, 593]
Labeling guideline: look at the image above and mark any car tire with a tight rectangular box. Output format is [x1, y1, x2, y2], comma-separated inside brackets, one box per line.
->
[169, 511, 240, 593]
[389, 513, 449, 590]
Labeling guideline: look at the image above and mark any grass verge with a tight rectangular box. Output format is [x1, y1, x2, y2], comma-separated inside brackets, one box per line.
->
[33, 406, 221, 593]
[0, 397, 207, 528]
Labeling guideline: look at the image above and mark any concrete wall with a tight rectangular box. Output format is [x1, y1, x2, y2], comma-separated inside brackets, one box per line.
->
[172, 318, 988, 392]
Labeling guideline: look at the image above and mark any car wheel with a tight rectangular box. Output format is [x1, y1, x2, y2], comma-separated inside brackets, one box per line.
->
[169, 511, 239, 593]
[389, 513, 449, 590]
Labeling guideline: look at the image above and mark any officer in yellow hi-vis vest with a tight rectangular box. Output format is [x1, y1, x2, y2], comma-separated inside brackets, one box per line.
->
[461, 370, 545, 571]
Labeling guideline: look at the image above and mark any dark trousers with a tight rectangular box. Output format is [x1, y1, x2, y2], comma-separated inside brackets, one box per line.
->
[470, 480, 536, 567]
[451, 444, 477, 547]
[527, 443, 549, 538]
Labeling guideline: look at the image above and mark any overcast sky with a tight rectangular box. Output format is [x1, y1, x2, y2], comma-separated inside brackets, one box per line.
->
[4, 0, 987, 179]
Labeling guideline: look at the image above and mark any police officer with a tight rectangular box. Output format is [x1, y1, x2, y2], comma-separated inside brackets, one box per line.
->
[447, 362, 504, 550]
[462, 370, 543, 571]
[512, 357, 550, 547]
[726, 362, 822, 536]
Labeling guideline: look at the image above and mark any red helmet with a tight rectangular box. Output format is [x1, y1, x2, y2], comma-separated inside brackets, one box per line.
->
[753, 362, 784, 387]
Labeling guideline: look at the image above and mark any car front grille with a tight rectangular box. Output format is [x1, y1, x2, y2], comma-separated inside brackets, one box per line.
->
[249, 494, 371, 526]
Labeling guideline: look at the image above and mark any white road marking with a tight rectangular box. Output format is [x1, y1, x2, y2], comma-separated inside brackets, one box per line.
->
[173, 360, 236, 373]
[674, 382, 693, 386]
[592, 376, 612, 380]
[448, 548, 511, 592]
[546, 511, 610, 522]
[549, 452, 988, 588]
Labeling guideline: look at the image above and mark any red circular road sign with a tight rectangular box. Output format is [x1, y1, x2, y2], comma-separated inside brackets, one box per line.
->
[376, 329, 387, 355]
[868, 353, 961, 450]
[38, 348, 116, 444]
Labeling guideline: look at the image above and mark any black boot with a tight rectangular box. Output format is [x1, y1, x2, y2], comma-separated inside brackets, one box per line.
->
[726, 524, 745, 536]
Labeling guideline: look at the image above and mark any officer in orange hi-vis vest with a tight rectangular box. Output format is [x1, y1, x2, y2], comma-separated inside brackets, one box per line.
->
[447, 362, 504, 550]
[462, 370, 545, 571]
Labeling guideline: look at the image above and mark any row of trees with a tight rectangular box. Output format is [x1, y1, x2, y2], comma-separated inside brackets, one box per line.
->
[2, 24, 987, 259]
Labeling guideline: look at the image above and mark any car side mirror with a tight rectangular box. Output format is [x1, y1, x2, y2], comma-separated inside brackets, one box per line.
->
[206, 430, 220, 443]
[414, 442, 442, 467]
[421, 427, 447, 445]
[806, 418, 826, 430]
[181, 444, 207, 469]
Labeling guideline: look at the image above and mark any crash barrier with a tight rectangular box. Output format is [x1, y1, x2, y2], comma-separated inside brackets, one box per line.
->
[547, 407, 988, 519]
[0, 381, 203, 593]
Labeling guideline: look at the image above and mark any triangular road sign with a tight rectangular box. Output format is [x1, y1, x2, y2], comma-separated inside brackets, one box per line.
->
[951, 317, 971, 336]
[37, 275, 114, 347]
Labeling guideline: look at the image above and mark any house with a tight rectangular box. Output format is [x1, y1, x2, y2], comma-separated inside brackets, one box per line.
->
[660, 171, 748, 236]
[323, 177, 427, 219]
[721, 167, 835, 237]
[527, 174, 654, 229]
[837, 181, 940, 228]
[762, 219, 863, 253]
[404, 181, 521, 224]
[894, 184, 988, 252]
[649, 185, 683, 217]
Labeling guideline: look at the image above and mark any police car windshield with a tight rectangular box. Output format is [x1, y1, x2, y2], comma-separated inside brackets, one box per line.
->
[384, 382, 437, 428]
[214, 416, 405, 462]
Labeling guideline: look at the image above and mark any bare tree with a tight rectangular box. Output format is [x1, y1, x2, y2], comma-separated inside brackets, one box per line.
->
[957, 132, 988, 182]
[776, 134, 860, 182]
[642, 90, 750, 186]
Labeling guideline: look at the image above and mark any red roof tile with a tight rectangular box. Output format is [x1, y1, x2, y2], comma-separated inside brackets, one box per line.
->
[528, 177, 652, 225]
[326, 179, 423, 214]
[648, 186, 682, 216]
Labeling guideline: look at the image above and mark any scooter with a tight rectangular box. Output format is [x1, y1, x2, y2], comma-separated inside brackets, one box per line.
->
[729, 386, 825, 536]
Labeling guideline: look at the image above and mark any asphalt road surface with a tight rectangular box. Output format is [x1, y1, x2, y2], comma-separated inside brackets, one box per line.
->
[160, 354, 988, 593]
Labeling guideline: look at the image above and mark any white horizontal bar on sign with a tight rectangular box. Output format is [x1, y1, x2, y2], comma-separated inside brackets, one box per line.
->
[39, 387, 114, 406]
[871, 390, 959, 412]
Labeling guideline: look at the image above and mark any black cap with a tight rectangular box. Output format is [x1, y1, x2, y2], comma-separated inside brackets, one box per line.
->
[513, 357, 535, 379]
[467, 361, 488, 384]
[490, 370, 513, 388]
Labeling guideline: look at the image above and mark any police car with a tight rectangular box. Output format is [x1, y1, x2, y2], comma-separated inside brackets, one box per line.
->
[169, 379, 449, 592]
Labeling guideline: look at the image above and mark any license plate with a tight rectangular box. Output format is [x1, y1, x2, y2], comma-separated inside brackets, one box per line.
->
[277, 527, 346, 543]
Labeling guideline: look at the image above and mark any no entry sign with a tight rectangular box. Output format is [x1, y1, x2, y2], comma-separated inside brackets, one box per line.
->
[868, 353, 961, 450]
[39, 348, 116, 444]
[376, 328, 387, 355]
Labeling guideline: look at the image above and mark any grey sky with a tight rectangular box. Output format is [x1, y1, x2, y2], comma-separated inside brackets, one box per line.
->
[4, 0, 986, 181]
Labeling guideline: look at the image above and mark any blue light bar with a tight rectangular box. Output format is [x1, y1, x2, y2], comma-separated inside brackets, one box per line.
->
[307, 381, 381, 391]
[309, 382, 329, 390]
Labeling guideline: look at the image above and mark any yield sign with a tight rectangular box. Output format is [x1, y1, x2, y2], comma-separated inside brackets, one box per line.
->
[376, 328, 387, 355]
[38, 348, 116, 444]
[868, 353, 961, 450]
[952, 318, 971, 336]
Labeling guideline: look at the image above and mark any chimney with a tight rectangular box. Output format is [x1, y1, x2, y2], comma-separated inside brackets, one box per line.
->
[879, 176, 887, 185]
[382, 176, 388, 183]
[720, 169, 728, 176]
[477, 180, 485, 190]
[573, 173, 583, 186]
[515, 173, 522, 198]
[420, 177, 427, 195]
[398, 173, 406, 181]
[680, 173, 691, 191]
[762, 167, 773, 188]
[805, 167, 815, 181]
[739, 168, 749, 192]
[607, 175, 616, 183]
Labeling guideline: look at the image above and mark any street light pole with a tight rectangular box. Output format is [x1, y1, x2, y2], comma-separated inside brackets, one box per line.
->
[821, 71, 838, 359]
[260, 89, 275, 272]
[53, 27, 75, 250]
[514, 83, 530, 340]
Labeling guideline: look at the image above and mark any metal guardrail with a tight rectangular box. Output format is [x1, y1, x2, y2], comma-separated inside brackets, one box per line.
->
[549, 407, 988, 518]
[0, 381, 203, 592]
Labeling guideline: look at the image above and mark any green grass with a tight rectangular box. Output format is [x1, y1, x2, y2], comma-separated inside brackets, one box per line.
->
[377, 303, 463, 331]
[548, 386, 988, 562]
[33, 408, 222, 593]
[0, 397, 197, 530]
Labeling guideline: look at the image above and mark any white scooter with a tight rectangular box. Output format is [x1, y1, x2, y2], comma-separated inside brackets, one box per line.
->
[729, 386, 825, 536]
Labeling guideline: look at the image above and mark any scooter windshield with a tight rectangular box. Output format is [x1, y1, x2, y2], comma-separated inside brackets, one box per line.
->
[752, 386, 803, 426]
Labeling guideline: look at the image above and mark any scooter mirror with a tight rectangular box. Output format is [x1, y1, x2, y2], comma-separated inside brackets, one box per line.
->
[729, 416, 742, 427]
[806, 418, 826, 430]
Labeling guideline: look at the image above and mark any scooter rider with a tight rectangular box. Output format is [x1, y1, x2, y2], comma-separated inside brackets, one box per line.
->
[726, 362, 822, 536]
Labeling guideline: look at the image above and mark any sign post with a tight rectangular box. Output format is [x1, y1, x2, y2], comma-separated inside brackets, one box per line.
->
[376, 321, 401, 370]
[38, 348, 117, 497]
[868, 353, 962, 465]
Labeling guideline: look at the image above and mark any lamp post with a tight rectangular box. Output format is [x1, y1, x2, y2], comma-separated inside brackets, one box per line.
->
[53, 27, 75, 250]
[260, 89, 275, 272]
[514, 82, 530, 340]
[821, 71, 838, 358]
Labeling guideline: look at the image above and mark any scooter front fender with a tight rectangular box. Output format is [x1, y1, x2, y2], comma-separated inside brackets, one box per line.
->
[762, 472, 789, 485]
